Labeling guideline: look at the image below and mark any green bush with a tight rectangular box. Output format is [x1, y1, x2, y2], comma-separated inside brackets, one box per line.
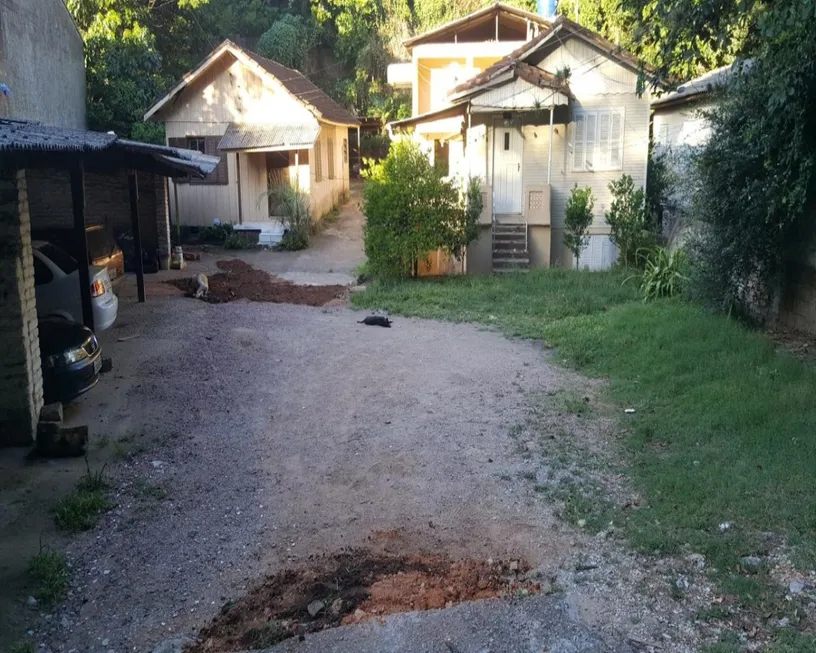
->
[267, 183, 312, 251]
[223, 232, 256, 250]
[634, 246, 687, 299]
[605, 174, 654, 267]
[362, 140, 481, 279]
[563, 185, 595, 267]
[256, 15, 316, 70]
[199, 222, 233, 244]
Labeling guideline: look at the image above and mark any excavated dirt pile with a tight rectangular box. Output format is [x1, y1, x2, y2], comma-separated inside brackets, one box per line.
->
[187, 551, 540, 652]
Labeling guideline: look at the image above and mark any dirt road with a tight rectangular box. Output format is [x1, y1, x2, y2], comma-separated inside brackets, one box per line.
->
[3, 297, 712, 653]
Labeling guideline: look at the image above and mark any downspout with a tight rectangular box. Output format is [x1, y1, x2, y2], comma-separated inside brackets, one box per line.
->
[547, 97, 555, 185]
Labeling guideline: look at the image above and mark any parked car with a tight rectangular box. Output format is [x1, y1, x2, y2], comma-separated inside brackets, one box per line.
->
[38, 317, 102, 404]
[33, 241, 119, 330]
[32, 226, 125, 287]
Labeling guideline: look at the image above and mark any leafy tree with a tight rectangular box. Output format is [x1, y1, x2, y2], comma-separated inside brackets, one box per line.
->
[362, 140, 480, 278]
[563, 185, 595, 267]
[605, 174, 652, 267]
[257, 14, 317, 70]
[685, 1, 816, 320]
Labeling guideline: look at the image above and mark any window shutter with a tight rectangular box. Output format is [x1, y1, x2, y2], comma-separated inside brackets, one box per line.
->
[168, 138, 189, 183]
[598, 112, 611, 169]
[610, 112, 623, 168]
[202, 136, 228, 185]
[573, 114, 585, 171]
[327, 138, 335, 179]
[585, 113, 597, 170]
[314, 140, 323, 182]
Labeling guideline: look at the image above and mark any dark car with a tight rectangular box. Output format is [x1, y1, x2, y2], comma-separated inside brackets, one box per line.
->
[38, 318, 102, 404]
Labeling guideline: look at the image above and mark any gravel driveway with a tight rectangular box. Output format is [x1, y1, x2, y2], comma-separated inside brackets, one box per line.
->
[11, 297, 711, 653]
[26, 298, 575, 651]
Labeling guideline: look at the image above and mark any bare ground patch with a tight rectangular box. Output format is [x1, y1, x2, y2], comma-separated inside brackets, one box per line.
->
[187, 552, 541, 652]
[166, 259, 347, 306]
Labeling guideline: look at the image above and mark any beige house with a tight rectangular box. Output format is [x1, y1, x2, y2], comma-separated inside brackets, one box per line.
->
[145, 40, 360, 229]
[389, 4, 651, 272]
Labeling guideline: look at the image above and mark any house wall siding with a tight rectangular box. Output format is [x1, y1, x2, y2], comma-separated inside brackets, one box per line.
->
[309, 123, 349, 220]
[0, 0, 86, 129]
[160, 54, 331, 226]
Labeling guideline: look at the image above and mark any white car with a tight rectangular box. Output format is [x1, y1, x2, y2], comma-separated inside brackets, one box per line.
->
[33, 241, 119, 331]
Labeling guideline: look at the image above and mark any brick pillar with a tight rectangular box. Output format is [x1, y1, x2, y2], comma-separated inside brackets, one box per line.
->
[0, 168, 43, 446]
[155, 176, 171, 270]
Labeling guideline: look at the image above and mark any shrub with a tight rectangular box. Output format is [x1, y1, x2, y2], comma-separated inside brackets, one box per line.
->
[634, 246, 687, 300]
[605, 174, 654, 267]
[267, 183, 312, 251]
[199, 222, 233, 244]
[223, 232, 255, 250]
[256, 15, 315, 70]
[563, 185, 595, 267]
[362, 140, 481, 279]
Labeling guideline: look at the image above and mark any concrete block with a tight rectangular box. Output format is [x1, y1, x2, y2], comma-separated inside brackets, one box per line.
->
[40, 402, 63, 422]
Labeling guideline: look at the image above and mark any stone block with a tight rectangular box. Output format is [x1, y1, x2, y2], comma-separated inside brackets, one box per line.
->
[40, 402, 63, 422]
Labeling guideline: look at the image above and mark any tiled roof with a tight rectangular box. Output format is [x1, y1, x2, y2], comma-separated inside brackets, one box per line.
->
[217, 122, 320, 152]
[450, 60, 570, 98]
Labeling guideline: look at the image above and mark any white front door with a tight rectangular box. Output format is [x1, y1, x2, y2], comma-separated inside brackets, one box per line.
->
[493, 126, 523, 214]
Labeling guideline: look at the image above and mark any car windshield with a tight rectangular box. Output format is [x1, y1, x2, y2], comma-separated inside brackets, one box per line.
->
[39, 243, 79, 275]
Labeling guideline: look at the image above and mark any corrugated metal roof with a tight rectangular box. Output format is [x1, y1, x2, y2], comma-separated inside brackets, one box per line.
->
[217, 123, 320, 152]
[0, 120, 220, 178]
[0, 119, 116, 152]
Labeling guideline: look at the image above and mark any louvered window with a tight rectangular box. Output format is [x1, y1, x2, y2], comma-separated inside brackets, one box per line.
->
[572, 109, 624, 172]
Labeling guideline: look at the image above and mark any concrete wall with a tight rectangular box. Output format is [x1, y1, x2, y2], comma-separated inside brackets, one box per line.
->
[0, 169, 43, 445]
[0, 0, 86, 128]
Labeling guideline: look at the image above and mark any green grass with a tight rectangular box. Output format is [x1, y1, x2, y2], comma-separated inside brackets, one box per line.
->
[354, 272, 816, 640]
[351, 267, 638, 337]
[9, 642, 35, 653]
[28, 549, 69, 604]
[54, 465, 112, 532]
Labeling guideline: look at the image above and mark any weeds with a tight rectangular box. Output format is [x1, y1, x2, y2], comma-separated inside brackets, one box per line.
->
[54, 462, 112, 532]
[28, 547, 69, 604]
[9, 642, 35, 653]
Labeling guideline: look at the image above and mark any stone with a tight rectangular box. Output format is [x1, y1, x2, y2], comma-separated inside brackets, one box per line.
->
[307, 600, 324, 617]
[40, 403, 63, 423]
[741, 556, 763, 567]
[26, 595, 38, 607]
[789, 580, 805, 595]
[36, 425, 87, 458]
[330, 598, 344, 615]
[37, 420, 61, 436]
[102, 639, 110, 646]
[777, 617, 790, 628]
[353, 608, 366, 622]
[508, 560, 519, 572]
[525, 441, 536, 451]
[577, 519, 587, 528]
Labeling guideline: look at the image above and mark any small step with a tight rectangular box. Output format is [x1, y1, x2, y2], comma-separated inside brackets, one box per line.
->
[492, 233, 527, 244]
[493, 224, 527, 235]
[493, 266, 530, 273]
[492, 248, 529, 259]
[493, 257, 530, 267]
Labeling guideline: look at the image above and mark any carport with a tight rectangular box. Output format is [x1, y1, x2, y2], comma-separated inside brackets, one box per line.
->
[0, 119, 218, 446]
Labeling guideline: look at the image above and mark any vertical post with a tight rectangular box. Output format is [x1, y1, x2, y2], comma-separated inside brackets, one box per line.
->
[357, 126, 361, 176]
[294, 151, 300, 187]
[173, 179, 180, 245]
[128, 170, 145, 303]
[70, 160, 94, 330]
[547, 101, 555, 185]
[236, 154, 243, 224]
[495, 14, 498, 40]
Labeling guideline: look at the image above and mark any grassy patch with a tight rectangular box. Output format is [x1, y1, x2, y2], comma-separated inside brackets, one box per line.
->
[9, 642, 35, 653]
[353, 273, 816, 643]
[28, 549, 69, 604]
[351, 268, 638, 337]
[54, 465, 112, 532]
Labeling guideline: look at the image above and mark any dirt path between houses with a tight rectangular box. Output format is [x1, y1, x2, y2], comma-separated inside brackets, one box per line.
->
[2, 299, 719, 653]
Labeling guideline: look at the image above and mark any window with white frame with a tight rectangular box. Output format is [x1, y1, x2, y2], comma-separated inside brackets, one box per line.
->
[572, 109, 624, 172]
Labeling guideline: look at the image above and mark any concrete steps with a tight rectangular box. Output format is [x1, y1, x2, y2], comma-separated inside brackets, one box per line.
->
[492, 223, 529, 272]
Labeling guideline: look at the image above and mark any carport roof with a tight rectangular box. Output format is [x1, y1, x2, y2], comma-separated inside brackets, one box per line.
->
[0, 119, 219, 178]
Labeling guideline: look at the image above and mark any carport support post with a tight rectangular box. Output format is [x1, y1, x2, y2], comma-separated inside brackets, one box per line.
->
[128, 170, 146, 303]
[70, 160, 94, 330]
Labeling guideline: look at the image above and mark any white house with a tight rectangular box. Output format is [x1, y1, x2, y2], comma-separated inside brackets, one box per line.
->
[388, 4, 653, 272]
[145, 40, 360, 229]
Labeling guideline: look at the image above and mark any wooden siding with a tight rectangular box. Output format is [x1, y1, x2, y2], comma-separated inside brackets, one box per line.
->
[539, 38, 638, 95]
